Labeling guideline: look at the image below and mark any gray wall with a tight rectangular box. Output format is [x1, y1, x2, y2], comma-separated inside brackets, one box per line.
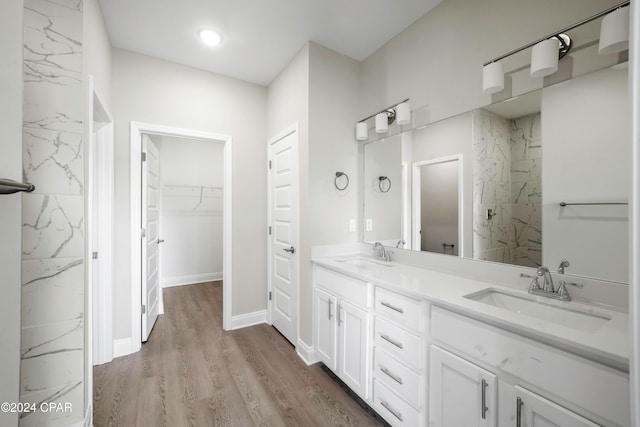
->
[359, 0, 621, 123]
[111, 49, 268, 338]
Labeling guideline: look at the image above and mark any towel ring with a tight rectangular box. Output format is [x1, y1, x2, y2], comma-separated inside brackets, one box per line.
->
[378, 176, 391, 193]
[334, 172, 349, 191]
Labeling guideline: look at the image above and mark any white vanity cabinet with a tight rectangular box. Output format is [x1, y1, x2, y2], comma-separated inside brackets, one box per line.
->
[313, 266, 371, 399]
[429, 345, 497, 426]
[430, 306, 630, 427]
[371, 287, 428, 427]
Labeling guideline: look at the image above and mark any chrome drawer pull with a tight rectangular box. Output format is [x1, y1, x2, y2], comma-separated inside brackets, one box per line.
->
[380, 366, 403, 385]
[380, 399, 403, 422]
[381, 301, 404, 313]
[481, 379, 488, 419]
[380, 334, 404, 349]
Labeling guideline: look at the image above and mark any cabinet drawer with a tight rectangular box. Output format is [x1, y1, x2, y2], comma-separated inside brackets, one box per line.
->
[375, 287, 423, 333]
[314, 266, 369, 307]
[375, 317, 422, 371]
[373, 347, 421, 409]
[373, 380, 421, 427]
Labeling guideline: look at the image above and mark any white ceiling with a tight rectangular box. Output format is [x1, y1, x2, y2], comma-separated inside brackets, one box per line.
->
[97, 0, 443, 86]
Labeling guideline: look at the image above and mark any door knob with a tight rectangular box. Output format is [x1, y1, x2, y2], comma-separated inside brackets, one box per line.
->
[283, 246, 295, 254]
[157, 238, 165, 244]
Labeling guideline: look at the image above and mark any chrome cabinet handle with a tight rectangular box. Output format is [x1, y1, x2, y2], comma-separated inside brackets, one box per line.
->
[283, 246, 295, 254]
[380, 366, 403, 385]
[328, 299, 333, 320]
[380, 301, 404, 313]
[380, 334, 404, 349]
[380, 400, 403, 422]
[516, 397, 523, 427]
[481, 379, 488, 419]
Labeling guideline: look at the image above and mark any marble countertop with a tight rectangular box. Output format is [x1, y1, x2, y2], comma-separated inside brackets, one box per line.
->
[312, 255, 629, 371]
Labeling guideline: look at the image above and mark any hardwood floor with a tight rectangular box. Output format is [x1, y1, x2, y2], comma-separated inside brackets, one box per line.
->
[93, 282, 387, 427]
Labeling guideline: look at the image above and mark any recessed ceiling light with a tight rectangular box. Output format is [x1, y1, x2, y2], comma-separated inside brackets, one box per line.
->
[200, 29, 222, 47]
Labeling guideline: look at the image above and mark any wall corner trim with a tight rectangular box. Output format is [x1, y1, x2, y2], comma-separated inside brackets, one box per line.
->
[230, 310, 268, 330]
[296, 339, 318, 365]
[113, 338, 133, 359]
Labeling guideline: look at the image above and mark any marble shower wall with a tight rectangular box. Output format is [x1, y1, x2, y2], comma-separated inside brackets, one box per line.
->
[510, 113, 542, 267]
[472, 109, 512, 263]
[21, 0, 85, 426]
[472, 109, 543, 267]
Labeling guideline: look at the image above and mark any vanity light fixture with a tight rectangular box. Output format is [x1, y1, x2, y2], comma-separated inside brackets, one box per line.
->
[355, 122, 368, 140]
[396, 101, 411, 125]
[482, 61, 504, 94]
[481, 1, 628, 92]
[200, 29, 222, 46]
[599, 5, 630, 54]
[530, 34, 571, 78]
[354, 98, 409, 140]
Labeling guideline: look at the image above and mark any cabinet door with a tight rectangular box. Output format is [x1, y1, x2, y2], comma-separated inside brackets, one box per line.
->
[315, 288, 337, 371]
[429, 346, 497, 427]
[515, 386, 600, 427]
[338, 300, 370, 399]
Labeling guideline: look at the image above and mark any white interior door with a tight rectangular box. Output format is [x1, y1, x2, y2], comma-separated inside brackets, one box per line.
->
[268, 127, 299, 345]
[141, 134, 161, 341]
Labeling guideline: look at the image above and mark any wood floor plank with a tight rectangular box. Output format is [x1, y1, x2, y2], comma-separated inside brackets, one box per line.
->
[93, 281, 387, 427]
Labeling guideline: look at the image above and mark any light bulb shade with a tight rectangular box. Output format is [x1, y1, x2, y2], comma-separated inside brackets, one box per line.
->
[482, 62, 504, 94]
[396, 102, 411, 125]
[531, 38, 559, 78]
[599, 6, 629, 54]
[355, 122, 368, 140]
[375, 112, 388, 133]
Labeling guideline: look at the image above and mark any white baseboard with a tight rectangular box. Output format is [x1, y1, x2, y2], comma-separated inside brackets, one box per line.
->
[113, 337, 133, 358]
[231, 310, 268, 330]
[296, 339, 318, 365]
[84, 404, 92, 427]
[162, 272, 222, 288]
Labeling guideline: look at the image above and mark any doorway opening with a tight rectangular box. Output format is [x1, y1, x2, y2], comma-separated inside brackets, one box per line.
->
[130, 123, 232, 351]
[412, 155, 463, 255]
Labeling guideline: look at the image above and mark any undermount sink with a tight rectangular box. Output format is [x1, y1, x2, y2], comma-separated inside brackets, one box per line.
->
[337, 257, 392, 268]
[464, 288, 611, 332]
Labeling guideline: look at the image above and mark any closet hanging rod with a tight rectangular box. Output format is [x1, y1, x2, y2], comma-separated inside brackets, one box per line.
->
[483, 0, 630, 66]
[559, 202, 628, 207]
[162, 184, 223, 190]
[0, 178, 35, 195]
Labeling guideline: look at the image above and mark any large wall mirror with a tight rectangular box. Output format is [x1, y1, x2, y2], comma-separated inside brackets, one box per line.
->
[361, 16, 629, 284]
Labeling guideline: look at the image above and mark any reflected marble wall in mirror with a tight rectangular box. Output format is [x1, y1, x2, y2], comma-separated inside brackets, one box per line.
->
[361, 63, 629, 283]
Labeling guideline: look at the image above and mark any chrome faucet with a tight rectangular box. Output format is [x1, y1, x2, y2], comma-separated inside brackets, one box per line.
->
[557, 259, 570, 274]
[520, 266, 573, 301]
[537, 266, 554, 292]
[373, 242, 392, 262]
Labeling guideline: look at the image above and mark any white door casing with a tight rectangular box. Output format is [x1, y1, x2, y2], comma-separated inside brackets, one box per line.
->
[141, 135, 161, 341]
[88, 78, 114, 366]
[268, 125, 299, 346]
[130, 122, 233, 354]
